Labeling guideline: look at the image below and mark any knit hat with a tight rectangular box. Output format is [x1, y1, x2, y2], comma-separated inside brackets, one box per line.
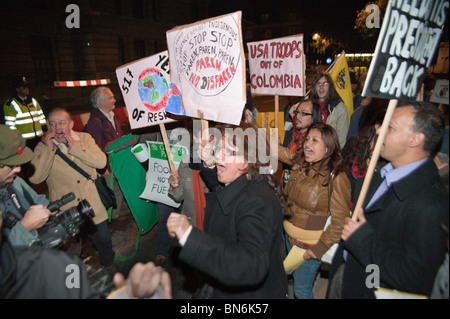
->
[0, 125, 33, 166]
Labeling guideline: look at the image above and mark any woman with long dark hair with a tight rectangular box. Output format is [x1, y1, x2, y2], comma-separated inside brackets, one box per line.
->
[279, 122, 351, 299]
[167, 122, 288, 298]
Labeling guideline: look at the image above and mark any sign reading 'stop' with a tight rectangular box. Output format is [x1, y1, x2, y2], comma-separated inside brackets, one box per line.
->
[166, 11, 246, 125]
[363, 0, 449, 100]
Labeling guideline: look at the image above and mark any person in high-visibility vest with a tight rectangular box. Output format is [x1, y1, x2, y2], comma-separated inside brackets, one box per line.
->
[3, 76, 47, 150]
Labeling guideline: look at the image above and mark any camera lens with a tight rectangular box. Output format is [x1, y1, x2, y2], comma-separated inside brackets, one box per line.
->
[76, 199, 95, 219]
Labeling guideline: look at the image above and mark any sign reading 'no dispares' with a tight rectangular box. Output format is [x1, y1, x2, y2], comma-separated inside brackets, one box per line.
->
[166, 11, 246, 125]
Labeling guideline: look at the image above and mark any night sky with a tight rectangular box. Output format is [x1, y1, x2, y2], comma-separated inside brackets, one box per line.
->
[208, 0, 379, 53]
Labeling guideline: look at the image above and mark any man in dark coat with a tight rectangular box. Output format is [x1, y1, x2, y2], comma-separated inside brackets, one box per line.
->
[328, 101, 449, 299]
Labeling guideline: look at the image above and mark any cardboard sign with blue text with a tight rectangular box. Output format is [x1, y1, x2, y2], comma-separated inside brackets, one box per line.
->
[363, 0, 449, 100]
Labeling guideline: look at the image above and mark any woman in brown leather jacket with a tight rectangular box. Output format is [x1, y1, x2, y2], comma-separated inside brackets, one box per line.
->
[279, 122, 351, 299]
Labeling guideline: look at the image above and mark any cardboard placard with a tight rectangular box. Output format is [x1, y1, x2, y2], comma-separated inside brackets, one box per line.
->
[247, 34, 305, 96]
[116, 51, 181, 129]
[363, 0, 449, 100]
[166, 11, 246, 125]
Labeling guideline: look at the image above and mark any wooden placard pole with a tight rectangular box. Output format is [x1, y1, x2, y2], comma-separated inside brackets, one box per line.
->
[197, 111, 209, 147]
[352, 99, 398, 221]
[159, 123, 176, 173]
[274, 95, 279, 129]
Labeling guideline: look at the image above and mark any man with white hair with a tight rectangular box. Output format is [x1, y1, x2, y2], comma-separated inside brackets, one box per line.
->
[84, 87, 124, 221]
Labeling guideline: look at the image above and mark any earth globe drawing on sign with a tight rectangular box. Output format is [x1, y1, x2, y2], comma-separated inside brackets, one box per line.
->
[138, 68, 169, 112]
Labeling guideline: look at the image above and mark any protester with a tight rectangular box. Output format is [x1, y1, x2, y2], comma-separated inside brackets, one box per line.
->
[309, 72, 349, 148]
[328, 101, 449, 298]
[347, 72, 369, 137]
[281, 99, 322, 188]
[342, 110, 385, 205]
[84, 86, 124, 221]
[167, 122, 288, 298]
[29, 108, 116, 269]
[284, 99, 322, 150]
[168, 129, 210, 231]
[282, 96, 300, 133]
[279, 122, 350, 299]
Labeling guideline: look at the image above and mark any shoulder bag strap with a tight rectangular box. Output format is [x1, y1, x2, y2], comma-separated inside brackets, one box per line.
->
[54, 145, 93, 181]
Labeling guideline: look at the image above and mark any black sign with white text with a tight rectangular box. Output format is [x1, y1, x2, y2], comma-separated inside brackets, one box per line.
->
[363, 0, 449, 100]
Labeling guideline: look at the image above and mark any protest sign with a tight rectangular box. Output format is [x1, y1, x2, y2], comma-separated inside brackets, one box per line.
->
[116, 51, 182, 129]
[135, 141, 188, 208]
[354, 0, 449, 221]
[430, 79, 449, 104]
[247, 35, 305, 96]
[362, 0, 449, 100]
[166, 11, 246, 125]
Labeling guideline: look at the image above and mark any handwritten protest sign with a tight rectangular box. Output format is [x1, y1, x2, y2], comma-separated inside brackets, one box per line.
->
[166, 11, 246, 125]
[116, 51, 182, 129]
[133, 141, 188, 208]
[363, 0, 449, 100]
[354, 0, 449, 221]
[247, 35, 305, 96]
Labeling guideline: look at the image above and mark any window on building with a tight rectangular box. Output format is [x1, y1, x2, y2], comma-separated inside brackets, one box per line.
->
[29, 35, 55, 84]
[134, 39, 146, 59]
[132, 0, 144, 19]
[115, 0, 123, 15]
[118, 37, 125, 65]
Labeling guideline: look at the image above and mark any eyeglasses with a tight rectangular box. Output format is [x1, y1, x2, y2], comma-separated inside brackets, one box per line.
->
[316, 81, 329, 88]
[213, 145, 237, 157]
[293, 110, 313, 117]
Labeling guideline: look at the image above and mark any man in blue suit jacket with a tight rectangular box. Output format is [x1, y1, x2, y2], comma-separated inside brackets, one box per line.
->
[328, 101, 449, 299]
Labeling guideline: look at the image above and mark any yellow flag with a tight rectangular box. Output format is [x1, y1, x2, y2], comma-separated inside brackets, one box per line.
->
[329, 51, 353, 123]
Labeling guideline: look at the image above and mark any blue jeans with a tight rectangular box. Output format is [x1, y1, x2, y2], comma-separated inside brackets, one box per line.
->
[284, 232, 321, 299]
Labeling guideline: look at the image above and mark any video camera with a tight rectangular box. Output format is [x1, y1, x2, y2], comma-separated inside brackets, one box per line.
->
[37, 192, 95, 248]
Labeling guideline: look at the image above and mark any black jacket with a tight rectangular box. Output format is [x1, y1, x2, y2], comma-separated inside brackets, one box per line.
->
[0, 241, 102, 299]
[179, 174, 288, 298]
[329, 157, 449, 298]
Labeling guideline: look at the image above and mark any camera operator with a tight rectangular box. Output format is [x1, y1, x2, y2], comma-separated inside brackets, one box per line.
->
[0, 125, 54, 247]
[1, 207, 172, 299]
[29, 108, 115, 270]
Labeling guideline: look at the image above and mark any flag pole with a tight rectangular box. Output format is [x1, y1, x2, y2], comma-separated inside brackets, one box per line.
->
[352, 99, 398, 221]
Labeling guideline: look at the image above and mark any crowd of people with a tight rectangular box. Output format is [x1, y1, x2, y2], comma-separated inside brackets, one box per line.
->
[0, 71, 448, 300]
